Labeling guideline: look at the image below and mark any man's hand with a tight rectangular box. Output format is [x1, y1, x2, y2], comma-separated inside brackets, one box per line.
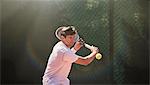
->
[90, 46, 99, 54]
[74, 38, 84, 51]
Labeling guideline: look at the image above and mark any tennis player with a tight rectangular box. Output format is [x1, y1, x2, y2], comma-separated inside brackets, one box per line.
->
[42, 26, 99, 85]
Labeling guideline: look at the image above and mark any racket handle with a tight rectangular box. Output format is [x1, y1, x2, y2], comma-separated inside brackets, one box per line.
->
[84, 43, 93, 49]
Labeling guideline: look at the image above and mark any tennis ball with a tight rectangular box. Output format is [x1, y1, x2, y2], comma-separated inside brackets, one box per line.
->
[96, 53, 102, 60]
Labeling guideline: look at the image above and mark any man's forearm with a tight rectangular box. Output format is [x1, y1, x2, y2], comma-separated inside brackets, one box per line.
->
[75, 52, 96, 66]
[84, 52, 97, 59]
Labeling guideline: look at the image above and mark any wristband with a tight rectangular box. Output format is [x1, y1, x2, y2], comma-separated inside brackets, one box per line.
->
[71, 48, 77, 53]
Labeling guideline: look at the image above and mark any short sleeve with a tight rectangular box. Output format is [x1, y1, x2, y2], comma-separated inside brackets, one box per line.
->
[63, 50, 78, 63]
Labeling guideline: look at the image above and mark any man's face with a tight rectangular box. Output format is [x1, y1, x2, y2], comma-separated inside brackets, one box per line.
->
[63, 34, 76, 47]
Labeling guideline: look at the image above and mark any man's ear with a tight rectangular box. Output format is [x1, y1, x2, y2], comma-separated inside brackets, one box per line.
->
[60, 35, 65, 40]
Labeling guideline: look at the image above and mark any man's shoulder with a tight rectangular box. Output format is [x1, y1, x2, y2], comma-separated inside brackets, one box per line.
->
[53, 42, 68, 53]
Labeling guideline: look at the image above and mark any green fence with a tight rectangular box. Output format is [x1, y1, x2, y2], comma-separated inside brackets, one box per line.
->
[47, 0, 149, 84]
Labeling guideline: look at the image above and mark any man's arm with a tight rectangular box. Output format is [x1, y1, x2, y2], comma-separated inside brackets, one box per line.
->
[71, 40, 83, 53]
[72, 39, 99, 66]
[75, 46, 99, 66]
[74, 51, 97, 66]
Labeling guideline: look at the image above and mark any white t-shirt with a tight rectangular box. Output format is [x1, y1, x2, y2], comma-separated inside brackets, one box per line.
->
[42, 41, 79, 85]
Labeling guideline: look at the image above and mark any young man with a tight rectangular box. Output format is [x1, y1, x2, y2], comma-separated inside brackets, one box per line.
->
[42, 26, 99, 85]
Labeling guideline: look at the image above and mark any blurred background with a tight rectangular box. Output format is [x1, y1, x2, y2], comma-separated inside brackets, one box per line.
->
[1, 0, 149, 85]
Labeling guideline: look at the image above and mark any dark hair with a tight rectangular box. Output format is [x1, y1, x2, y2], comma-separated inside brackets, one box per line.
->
[61, 26, 76, 37]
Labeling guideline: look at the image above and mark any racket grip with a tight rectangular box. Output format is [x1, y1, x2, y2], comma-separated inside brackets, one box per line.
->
[84, 43, 93, 49]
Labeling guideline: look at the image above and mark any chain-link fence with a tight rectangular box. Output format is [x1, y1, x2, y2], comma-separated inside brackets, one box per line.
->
[48, 0, 149, 84]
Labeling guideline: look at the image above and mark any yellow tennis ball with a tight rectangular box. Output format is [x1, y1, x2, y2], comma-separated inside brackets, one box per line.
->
[96, 53, 102, 60]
